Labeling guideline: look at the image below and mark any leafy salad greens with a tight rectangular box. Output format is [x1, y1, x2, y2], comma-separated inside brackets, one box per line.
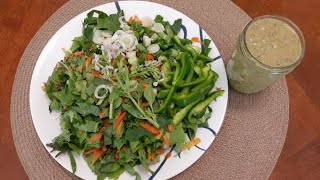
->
[44, 9, 224, 180]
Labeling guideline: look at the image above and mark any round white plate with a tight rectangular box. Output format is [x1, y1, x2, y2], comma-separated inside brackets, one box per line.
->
[29, 1, 228, 180]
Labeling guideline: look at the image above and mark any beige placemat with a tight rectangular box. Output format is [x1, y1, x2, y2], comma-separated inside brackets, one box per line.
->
[10, 0, 289, 179]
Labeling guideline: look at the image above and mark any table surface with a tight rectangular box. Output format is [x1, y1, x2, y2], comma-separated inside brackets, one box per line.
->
[0, 0, 319, 179]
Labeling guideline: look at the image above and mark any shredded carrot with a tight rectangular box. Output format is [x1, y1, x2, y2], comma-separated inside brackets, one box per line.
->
[114, 152, 119, 160]
[85, 56, 92, 69]
[76, 66, 83, 73]
[163, 135, 171, 146]
[92, 149, 104, 164]
[167, 124, 173, 133]
[87, 133, 102, 143]
[92, 70, 103, 78]
[191, 37, 200, 43]
[102, 146, 107, 152]
[165, 152, 171, 160]
[140, 122, 160, 135]
[73, 51, 84, 56]
[111, 59, 118, 66]
[155, 129, 163, 140]
[99, 112, 105, 119]
[128, 16, 142, 25]
[79, 130, 84, 134]
[182, 138, 201, 150]
[83, 148, 100, 156]
[158, 147, 165, 155]
[67, 67, 73, 74]
[144, 54, 154, 61]
[128, 16, 134, 24]
[115, 111, 127, 137]
[122, 145, 128, 152]
[98, 121, 109, 133]
[148, 152, 157, 161]
[63, 106, 69, 111]
[134, 16, 142, 24]
[156, 65, 162, 70]
[143, 83, 149, 90]
[62, 48, 67, 54]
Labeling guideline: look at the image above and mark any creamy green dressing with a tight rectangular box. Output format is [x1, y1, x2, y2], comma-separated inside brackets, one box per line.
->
[245, 18, 301, 67]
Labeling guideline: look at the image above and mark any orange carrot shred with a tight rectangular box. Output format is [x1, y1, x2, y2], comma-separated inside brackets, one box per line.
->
[122, 145, 128, 152]
[63, 106, 69, 111]
[115, 111, 126, 137]
[165, 152, 171, 160]
[143, 83, 149, 90]
[92, 70, 103, 78]
[83, 148, 99, 156]
[87, 133, 102, 143]
[191, 37, 200, 43]
[167, 124, 173, 133]
[114, 152, 119, 160]
[144, 54, 154, 61]
[140, 122, 160, 135]
[182, 138, 201, 150]
[128, 16, 134, 24]
[79, 130, 84, 134]
[155, 129, 163, 140]
[158, 147, 165, 155]
[163, 135, 171, 146]
[85, 56, 92, 69]
[102, 146, 108, 152]
[92, 149, 104, 164]
[148, 152, 157, 161]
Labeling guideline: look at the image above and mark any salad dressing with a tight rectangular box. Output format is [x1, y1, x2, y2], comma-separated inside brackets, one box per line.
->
[245, 18, 302, 67]
[227, 16, 305, 94]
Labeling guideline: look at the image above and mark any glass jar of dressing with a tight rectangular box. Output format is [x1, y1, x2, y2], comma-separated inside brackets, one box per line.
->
[227, 15, 305, 94]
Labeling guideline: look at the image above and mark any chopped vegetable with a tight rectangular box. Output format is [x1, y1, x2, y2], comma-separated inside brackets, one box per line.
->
[45, 9, 224, 179]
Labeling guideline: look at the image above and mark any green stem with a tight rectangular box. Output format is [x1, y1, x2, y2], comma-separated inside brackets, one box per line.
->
[129, 96, 159, 128]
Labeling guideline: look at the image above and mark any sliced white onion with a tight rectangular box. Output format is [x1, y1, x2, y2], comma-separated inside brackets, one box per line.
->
[127, 39, 138, 51]
[101, 30, 113, 38]
[152, 82, 159, 87]
[145, 60, 157, 67]
[120, 34, 135, 50]
[143, 35, 152, 47]
[141, 16, 155, 27]
[94, 85, 109, 99]
[147, 44, 160, 54]
[126, 51, 137, 59]
[152, 23, 165, 33]
[92, 30, 104, 44]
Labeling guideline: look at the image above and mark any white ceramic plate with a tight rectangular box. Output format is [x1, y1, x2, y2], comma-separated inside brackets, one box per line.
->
[29, 1, 228, 179]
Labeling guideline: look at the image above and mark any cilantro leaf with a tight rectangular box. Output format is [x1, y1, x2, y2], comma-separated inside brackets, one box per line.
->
[125, 127, 152, 142]
[201, 39, 212, 56]
[143, 84, 155, 110]
[96, 14, 121, 32]
[171, 19, 182, 34]
[169, 123, 186, 149]
[78, 120, 99, 132]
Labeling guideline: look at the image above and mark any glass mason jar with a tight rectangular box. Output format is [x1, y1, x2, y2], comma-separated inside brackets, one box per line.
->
[226, 15, 305, 94]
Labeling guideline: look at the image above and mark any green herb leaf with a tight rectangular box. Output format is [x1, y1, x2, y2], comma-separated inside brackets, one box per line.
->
[67, 151, 77, 174]
[201, 39, 212, 56]
[171, 19, 182, 34]
[122, 104, 145, 119]
[125, 127, 152, 142]
[143, 84, 155, 109]
[96, 14, 121, 32]
[169, 123, 186, 149]
[78, 120, 99, 132]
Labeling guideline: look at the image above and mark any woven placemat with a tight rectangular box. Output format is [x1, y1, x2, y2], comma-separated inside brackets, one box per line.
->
[10, 0, 289, 179]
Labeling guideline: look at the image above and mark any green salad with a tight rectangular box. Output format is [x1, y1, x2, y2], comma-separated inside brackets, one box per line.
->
[44, 9, 224, 180]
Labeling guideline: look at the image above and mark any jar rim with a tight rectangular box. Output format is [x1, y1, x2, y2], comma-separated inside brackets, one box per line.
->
[241, 15, 306, 72]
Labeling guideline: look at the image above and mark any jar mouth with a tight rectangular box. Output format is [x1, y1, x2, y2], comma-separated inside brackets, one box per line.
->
[241, 15, 305, 73]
